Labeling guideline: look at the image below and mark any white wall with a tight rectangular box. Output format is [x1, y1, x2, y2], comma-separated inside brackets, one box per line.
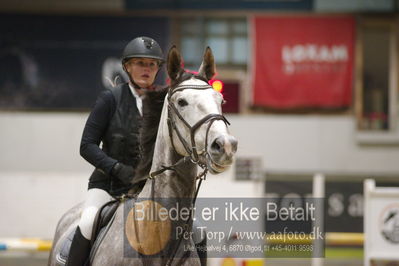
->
[1, 112, 399, 238]
[0, 172, 87, 238]
[228, 114, 399, 174]
[0, 112, 90, 172]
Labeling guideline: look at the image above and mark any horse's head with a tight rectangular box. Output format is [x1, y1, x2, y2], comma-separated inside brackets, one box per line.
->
[166, 46, 238, 174]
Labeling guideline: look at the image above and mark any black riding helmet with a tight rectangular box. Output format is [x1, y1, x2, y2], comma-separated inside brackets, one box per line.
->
[122, 36, 164, 66]
[122, 37, 164, 89]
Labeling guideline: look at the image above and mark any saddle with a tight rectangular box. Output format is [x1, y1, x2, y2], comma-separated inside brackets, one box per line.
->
[56, 200, 120, 266]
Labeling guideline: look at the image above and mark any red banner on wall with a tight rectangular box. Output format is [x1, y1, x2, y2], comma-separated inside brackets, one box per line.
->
[252, 16, 355, 109]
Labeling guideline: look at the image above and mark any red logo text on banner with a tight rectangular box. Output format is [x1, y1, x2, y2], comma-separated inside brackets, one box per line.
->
[253, 16, 355, 108]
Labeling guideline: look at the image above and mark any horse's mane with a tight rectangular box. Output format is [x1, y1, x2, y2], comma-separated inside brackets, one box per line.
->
[135, 86, 169, 179]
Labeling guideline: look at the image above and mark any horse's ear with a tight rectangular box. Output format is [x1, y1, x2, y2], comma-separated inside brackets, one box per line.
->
[167, 45, 183, 81]
[198, 47, 216, 80]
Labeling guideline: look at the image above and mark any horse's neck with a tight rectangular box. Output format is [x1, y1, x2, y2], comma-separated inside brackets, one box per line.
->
[139, 96, 197, 199]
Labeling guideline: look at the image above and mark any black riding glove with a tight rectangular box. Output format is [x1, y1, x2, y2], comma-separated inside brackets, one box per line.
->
[111, 162, 135, 185]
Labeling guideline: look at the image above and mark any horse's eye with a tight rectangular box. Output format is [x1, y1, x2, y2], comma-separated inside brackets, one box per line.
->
[177, 98, 188, 107]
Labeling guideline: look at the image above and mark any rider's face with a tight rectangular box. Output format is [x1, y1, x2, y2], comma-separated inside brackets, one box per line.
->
[125, 58, 160, 88]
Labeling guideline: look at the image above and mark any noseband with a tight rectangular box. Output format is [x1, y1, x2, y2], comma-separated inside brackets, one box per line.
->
[167, 84, 230, 164]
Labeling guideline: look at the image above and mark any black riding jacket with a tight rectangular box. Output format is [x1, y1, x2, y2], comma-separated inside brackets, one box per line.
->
[80, 83, 144, 196]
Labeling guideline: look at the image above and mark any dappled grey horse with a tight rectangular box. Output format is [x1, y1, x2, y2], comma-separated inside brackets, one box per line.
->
[48, 46, 238, 266]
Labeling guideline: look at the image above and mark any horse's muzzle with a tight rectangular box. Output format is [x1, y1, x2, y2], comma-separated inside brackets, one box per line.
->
[207, 135, 238, 173]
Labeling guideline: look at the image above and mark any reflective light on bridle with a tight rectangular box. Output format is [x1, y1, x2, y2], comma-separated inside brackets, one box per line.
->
[167, 84, 230, 166]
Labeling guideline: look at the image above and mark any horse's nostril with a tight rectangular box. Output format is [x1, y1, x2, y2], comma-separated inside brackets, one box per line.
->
[211, 137, 224, 153]
[211, 141, 221, 152]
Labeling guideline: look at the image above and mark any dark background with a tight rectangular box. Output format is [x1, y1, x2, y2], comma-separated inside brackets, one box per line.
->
[0, 13, 169, 109]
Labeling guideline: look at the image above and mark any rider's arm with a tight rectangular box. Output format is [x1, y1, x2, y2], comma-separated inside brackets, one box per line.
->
[80, 90, 117, 174]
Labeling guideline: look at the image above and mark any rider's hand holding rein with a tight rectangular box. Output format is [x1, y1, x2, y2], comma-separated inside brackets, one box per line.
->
[111, 162, 135, 186]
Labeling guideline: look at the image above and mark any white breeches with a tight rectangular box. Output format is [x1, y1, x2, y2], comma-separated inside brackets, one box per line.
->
[78, 188, 113, 240]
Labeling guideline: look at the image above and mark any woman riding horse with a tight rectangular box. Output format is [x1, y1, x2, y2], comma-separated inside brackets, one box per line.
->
[67, 36, 165, 266]
[50, 44, 236, 266]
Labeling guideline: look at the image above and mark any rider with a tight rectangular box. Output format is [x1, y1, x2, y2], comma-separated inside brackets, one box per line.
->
[66, 36, 164, 266]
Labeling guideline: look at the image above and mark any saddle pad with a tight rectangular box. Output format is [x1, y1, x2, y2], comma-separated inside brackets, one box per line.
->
[56, 229, 74, 266]
[55, 200, 120, 265]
